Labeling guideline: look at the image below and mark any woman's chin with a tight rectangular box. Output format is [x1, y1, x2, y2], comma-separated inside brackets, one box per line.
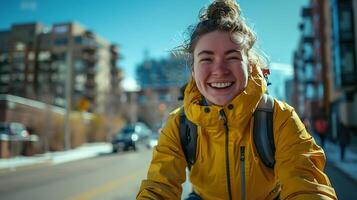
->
[206, 96, 233, 106]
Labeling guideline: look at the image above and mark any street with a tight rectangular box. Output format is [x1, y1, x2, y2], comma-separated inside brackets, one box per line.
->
[325, 163, 357, 200]
[0, 147, 355, 200]
[0, 148, 152, 200]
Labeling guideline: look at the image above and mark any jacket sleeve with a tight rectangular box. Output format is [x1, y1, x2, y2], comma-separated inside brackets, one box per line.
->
[136, 113, 187, 200]
[274, 102, 337, 200]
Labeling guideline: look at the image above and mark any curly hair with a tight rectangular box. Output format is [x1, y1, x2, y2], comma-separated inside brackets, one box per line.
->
[177, 0, 268, 69]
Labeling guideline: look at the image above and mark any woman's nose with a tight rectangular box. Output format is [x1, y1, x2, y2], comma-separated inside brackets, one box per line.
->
[212, 60, 229, 76]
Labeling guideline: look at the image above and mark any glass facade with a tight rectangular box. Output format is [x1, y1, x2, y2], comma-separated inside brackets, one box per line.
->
[331, 0, 356, 87]
[136, 55, 190, 89]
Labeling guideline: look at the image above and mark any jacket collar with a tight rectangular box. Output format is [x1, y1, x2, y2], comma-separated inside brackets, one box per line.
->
[183, 69, 267, 129]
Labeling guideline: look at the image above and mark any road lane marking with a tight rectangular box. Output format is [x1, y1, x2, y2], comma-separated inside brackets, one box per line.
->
[67, 170, 145, 200]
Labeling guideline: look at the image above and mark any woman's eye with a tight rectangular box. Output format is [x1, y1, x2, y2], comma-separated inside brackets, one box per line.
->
[227, 57, 241, 61]
[200, 58, 212, 63]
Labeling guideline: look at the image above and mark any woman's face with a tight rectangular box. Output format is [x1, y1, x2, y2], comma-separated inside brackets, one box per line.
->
[192, 30, 249, 106]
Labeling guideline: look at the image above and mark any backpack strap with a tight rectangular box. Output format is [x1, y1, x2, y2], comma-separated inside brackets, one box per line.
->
[253, 94, 275, 169]
[179, 109, 198, 169]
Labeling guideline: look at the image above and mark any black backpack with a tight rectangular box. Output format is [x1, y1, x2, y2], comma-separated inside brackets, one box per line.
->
[179, 94, 275, 169]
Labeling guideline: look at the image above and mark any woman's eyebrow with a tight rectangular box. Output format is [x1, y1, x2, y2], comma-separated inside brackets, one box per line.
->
[197, 50, 214, 56]
[225, 49, 242, 55]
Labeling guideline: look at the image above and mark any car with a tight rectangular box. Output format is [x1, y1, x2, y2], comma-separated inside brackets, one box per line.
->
[0, 122, 31, 141]
[111, 122, 152, 153]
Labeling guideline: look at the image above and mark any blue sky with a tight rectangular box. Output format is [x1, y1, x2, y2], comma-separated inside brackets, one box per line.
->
[0, 0, 307, 88]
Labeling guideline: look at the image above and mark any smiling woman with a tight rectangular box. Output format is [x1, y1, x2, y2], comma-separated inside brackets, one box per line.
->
[136, 0, 337, 200]
[192, 31, 249, 105]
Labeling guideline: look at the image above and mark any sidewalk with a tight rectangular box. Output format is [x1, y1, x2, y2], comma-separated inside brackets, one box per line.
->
[0, 142, 112, 172]
[323, 139, 357, 182]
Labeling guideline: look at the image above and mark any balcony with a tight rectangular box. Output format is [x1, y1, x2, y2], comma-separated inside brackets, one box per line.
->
[302, 35, 314, 44]
[81, 53, 97, 64]
[304, 78, 318, 85]
[82, 45, 96, 53]
[302, 7, 312, 18]
[303, 56, 315, 64]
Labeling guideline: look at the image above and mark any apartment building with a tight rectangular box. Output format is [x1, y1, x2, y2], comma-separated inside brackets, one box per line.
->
[132, 54, 190, 128]
[0, 22, 122, 113]
[293, 0, 357, 138]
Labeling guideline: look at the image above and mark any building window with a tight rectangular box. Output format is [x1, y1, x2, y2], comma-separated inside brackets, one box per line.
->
[340, 44, 356, 85]
[12, 52, 25, 63]
[13, 73, 25, 81]
[318, 84, 324, 99]
[75, 36, 82, 44]
[0, 53, 8, 62]
[75, 74, 86, 89]
[75, 83, 85, 92]
[27, 63, 34, 72]
[15, 42, 25, 51]
[54, 38, 68, 46]
[51, 74, 58, 81]
[53, 25, 69, 34]
[305, 64, 314, 82]
[341, 44, 355, 74]
[27, 73, 34, 82]
[74, 59, 84, 72]
[37, 74, 47, 82]
[302, 18, 312, 36]
[0, 74, 10, 82]
[56, 85, 64, 95]
[306, 85, 316, 99]
[27, 52, 35, 61]
[14, 63, 25, 71]
[38, 51, 51, 61]
[339, 4, 353, 41]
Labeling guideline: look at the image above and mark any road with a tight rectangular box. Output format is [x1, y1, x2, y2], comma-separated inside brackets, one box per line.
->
[0, 147, 355, 200]
[325, 163, 357, 200]
[0, 148, 153, 200]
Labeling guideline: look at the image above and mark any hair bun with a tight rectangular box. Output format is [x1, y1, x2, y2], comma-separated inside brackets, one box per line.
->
[203, 0, 241, 21]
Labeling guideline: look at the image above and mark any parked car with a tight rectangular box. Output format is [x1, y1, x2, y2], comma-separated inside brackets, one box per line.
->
[0, 122, 39, 157]
[0, 122, 30, 141]
[112, 122, 152, 153]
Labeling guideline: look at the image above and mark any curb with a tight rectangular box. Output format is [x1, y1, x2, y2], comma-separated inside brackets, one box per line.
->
[0, 159, 52, 174]
[0, 143, 112, 173]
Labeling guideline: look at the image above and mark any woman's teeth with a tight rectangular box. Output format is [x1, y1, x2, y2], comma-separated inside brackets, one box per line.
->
[209, 82, 232, 88]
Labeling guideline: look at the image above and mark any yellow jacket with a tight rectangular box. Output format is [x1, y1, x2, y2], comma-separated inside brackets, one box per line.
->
[137, 71, 337, 200]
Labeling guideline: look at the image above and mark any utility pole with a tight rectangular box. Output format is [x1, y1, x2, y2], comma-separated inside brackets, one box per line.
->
[64, 47, 72, 150]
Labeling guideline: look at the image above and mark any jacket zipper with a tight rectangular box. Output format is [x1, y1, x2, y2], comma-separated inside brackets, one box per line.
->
[240, 146, 246, 200]
[219, 110, 232, 200]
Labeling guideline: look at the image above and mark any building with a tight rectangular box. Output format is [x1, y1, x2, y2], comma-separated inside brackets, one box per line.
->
[329, 0, 357, 137]
[0, 22, 122, 113]
[292, 0, 331, 120]
[293, 0, 357, 139]
[0, 22, 124, 152]
[130, 54, 190, 128]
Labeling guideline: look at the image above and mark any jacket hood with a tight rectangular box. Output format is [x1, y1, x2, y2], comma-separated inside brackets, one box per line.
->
[183, 67, 267, 129]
